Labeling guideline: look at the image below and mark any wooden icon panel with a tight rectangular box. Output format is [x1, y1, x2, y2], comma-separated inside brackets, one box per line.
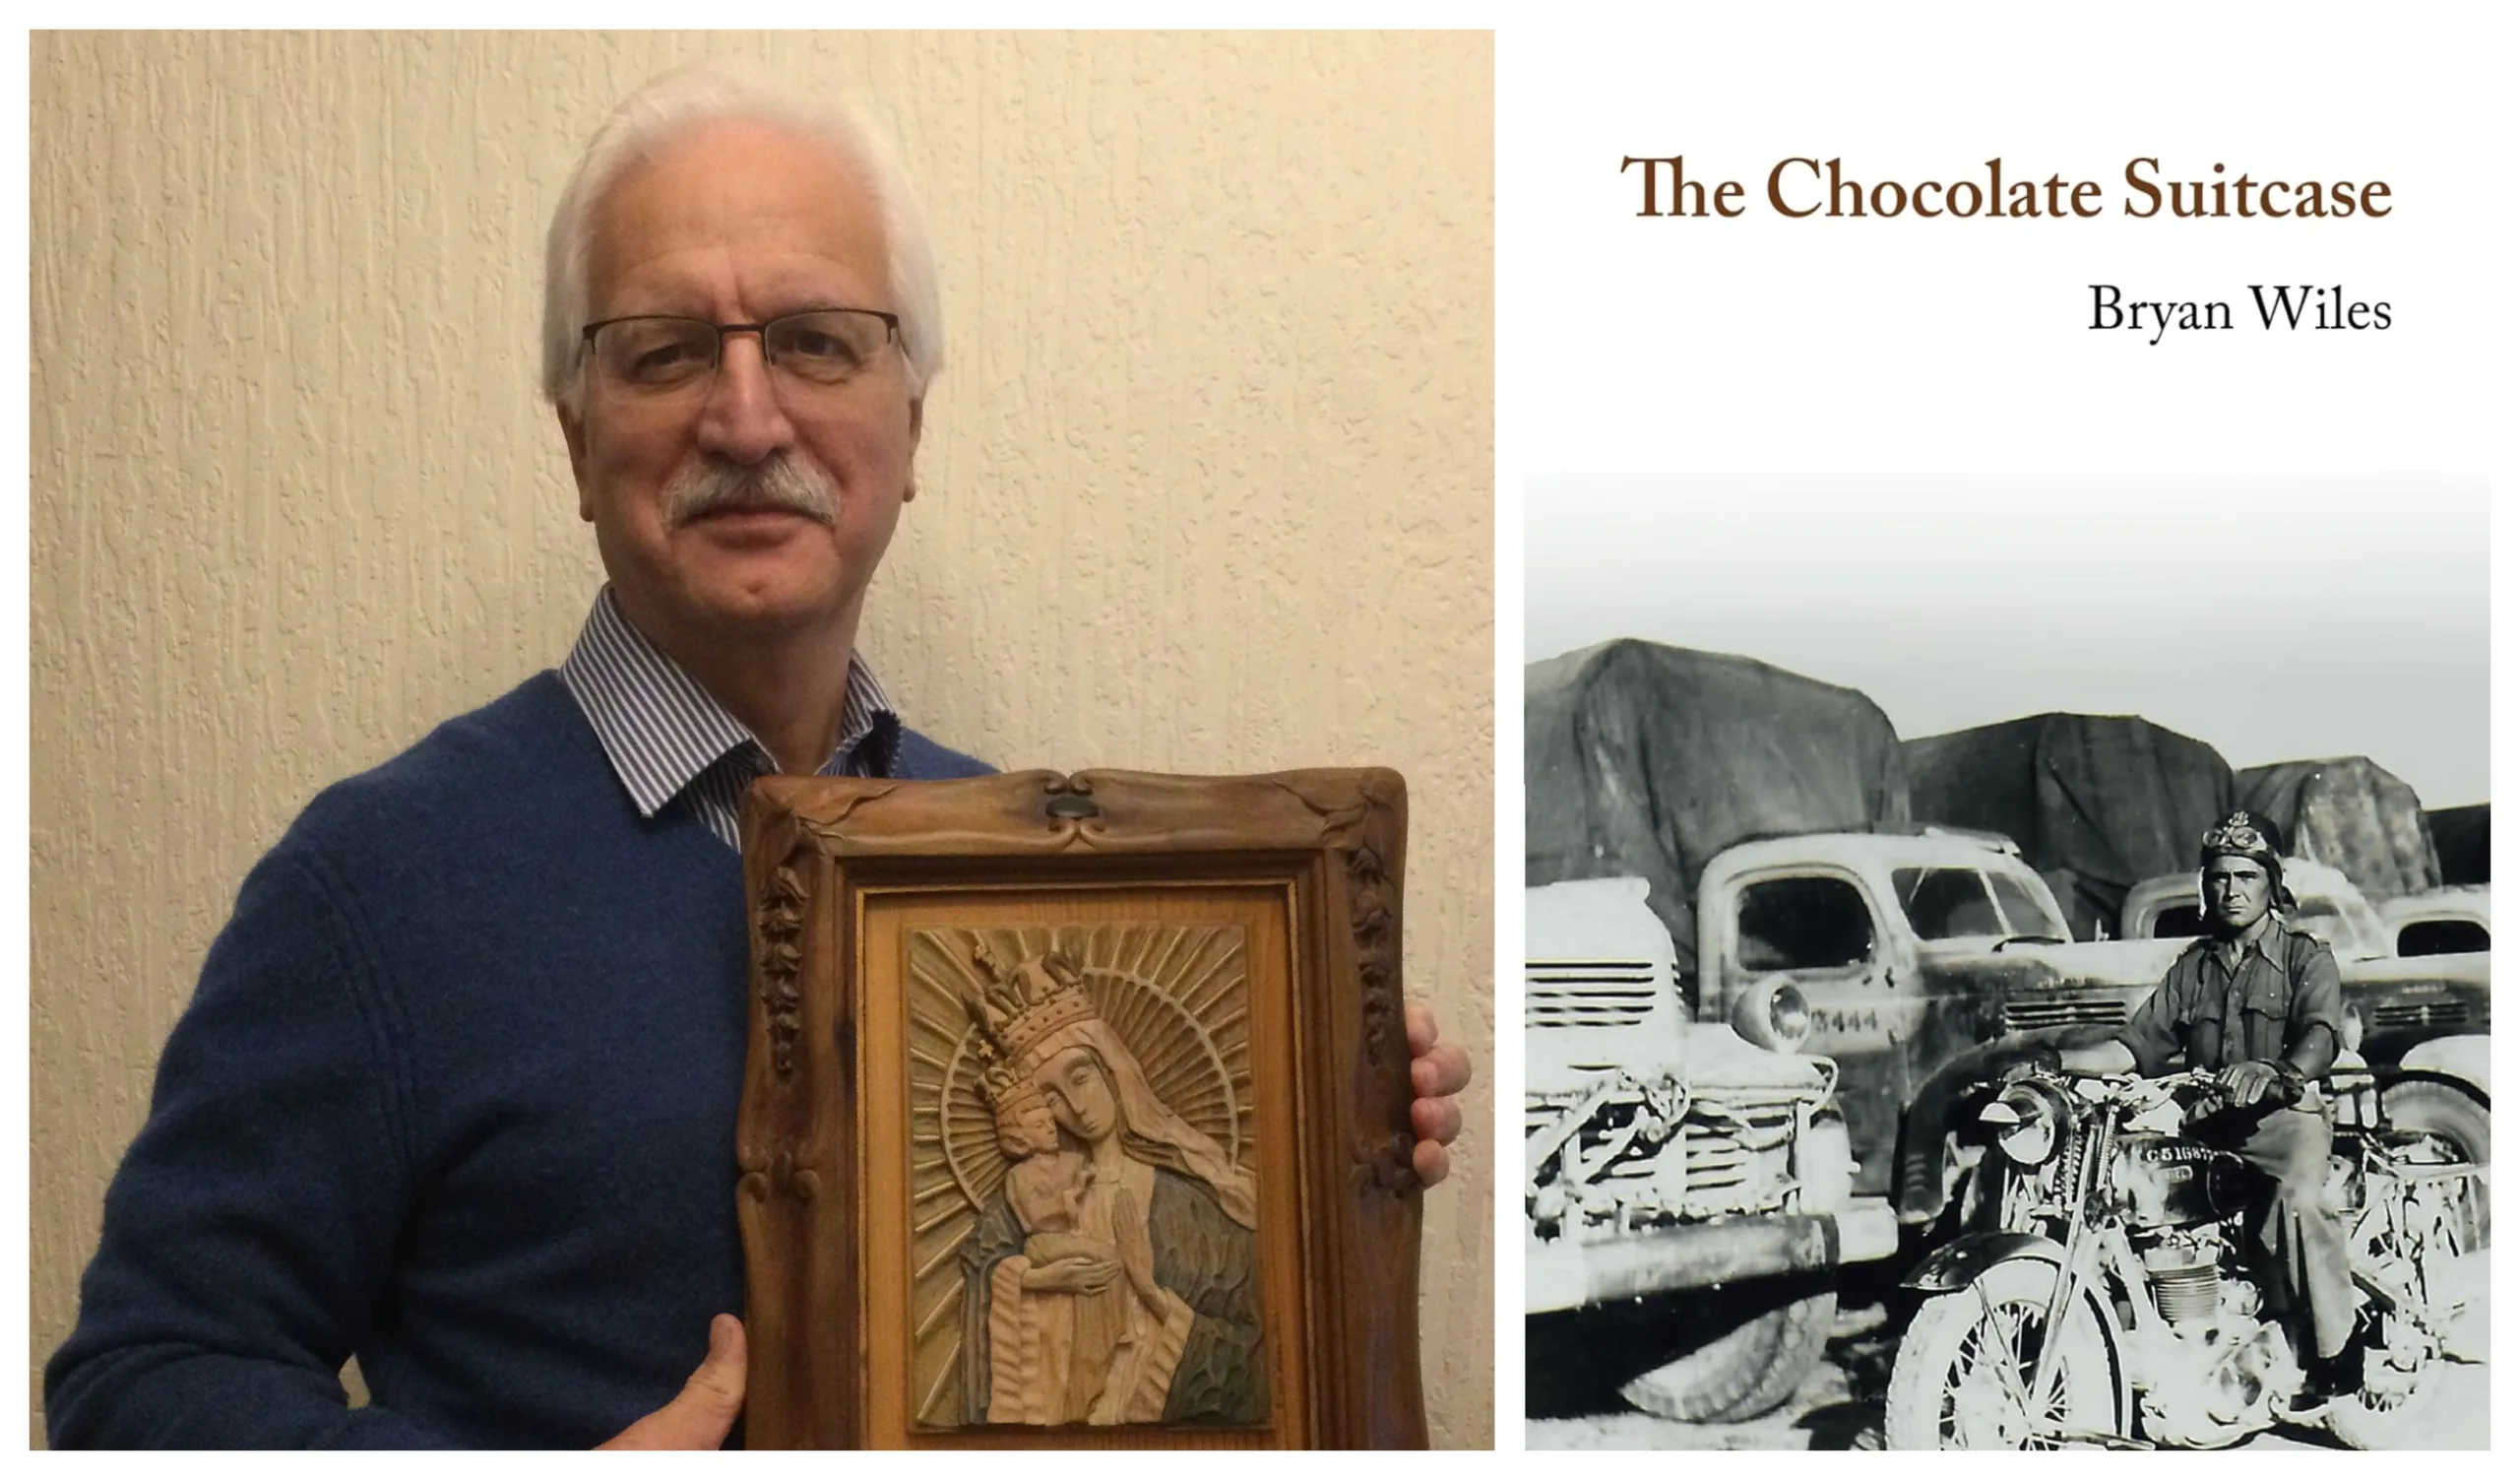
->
[736, 770, 1425, 1449]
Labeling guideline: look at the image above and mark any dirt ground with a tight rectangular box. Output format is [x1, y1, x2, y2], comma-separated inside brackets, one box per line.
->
[1526, 1299, 2490, 1451]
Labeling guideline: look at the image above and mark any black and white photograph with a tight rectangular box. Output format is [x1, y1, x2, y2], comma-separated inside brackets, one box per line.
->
[1522, 478, 2488, 1450]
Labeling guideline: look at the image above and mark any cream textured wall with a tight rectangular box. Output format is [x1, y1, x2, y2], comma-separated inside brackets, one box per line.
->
[29, 31, 1493, 1448]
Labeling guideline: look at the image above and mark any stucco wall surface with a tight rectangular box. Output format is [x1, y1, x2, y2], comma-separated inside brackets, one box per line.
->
[29, 30, 1493, 1448]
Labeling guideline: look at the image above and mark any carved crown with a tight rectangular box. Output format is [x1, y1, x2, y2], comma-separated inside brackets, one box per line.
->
[962, 943, 1098, 1075]
[978, 1060, 1047, 1117]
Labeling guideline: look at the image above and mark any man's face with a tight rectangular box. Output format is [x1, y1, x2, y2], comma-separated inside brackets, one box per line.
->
[559, 119, 922, 650]
[2201, 855, 2274, 935]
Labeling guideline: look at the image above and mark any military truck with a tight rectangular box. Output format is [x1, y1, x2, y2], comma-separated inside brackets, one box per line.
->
[1673, 825, 2205, 1227]
[1526, 877, 1897, 1422]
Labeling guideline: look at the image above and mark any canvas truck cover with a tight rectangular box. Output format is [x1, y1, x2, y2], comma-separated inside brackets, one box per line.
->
[1901, 714, 2235, 940]
[2237, 757, 2443, 900]
[2426, 804, 2488, 886]
[1525, 640, 1910, 984]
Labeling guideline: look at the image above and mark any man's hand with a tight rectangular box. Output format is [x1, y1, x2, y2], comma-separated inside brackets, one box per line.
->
[2216, 1060, 2295, 1108]
[1407, 999, 1474, 1188]
[598, 1314, 746, 1449]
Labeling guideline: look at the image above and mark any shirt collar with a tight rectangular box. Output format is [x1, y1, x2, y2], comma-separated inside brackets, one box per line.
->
[2207, 913, 2288, 972]
[556, 587, 902, 817]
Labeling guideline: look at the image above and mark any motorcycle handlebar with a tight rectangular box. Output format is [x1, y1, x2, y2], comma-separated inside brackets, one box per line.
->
[2008, 1064, 2219, 1107]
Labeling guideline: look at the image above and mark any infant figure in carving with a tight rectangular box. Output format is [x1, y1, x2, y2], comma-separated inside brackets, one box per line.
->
[988, 1061, 1170, 1423]
[953, 941, 1266, 1428]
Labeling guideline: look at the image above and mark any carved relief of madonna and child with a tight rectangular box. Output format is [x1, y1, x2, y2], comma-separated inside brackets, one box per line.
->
[904, 926, 1268, 1430]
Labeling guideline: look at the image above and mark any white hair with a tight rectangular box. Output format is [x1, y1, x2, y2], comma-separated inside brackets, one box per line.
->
[540, 60, 943, 413]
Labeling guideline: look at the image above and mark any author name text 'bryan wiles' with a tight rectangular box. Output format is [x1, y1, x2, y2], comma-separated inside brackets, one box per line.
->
[2089, 284, 2390, 345]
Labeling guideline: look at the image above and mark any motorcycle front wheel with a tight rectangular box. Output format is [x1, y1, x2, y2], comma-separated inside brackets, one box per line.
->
[1884, 1257, 2128, 1450]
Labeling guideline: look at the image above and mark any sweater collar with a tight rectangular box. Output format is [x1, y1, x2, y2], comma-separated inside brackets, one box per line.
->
[555, 587, 902, 818]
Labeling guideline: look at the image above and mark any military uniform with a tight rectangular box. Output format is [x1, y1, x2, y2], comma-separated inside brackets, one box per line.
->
[2117, 917, 2357, 1360]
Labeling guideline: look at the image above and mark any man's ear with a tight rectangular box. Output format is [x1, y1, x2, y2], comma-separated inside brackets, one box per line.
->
[558, 403, 595, 521]
[902, 396, 924, 503]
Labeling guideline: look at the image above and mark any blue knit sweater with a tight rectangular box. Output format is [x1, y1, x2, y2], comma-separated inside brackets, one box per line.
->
[46, 673, 990, 1448]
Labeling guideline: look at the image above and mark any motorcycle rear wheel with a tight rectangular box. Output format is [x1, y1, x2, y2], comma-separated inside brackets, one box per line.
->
[2381, 1080, 2491, 1250]
[1884, 1257, 2127, 1450]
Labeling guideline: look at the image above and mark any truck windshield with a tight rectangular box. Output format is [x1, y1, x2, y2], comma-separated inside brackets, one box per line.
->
[1893, 867, 2070, 940]
[1987, 870, 2071, 939]
[1893, 868, 2003, 938]
[2291, 893, 2387, 956]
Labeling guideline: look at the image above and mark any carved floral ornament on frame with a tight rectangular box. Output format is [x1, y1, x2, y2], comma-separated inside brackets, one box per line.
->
[908, 925, 1267, 1430]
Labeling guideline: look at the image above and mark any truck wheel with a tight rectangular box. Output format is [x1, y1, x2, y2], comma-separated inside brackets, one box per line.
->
[1618, 1286, 1836, 1424]
[2383, 1080, 2489, 1167]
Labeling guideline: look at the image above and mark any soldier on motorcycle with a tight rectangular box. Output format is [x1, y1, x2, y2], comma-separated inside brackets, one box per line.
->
[2051, 809, 2362, 1402]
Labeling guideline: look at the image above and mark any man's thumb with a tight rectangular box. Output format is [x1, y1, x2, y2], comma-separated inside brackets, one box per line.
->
[598, 1315, 747, 1449]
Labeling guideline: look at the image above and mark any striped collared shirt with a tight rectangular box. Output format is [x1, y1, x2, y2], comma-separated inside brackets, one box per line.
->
[556, 588, 903, 850]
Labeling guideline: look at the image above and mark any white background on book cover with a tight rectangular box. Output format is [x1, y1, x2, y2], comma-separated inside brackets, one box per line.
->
[1493, 1, 2513, 1448]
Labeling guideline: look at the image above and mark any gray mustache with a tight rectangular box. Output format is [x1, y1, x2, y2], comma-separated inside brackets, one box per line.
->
[663, 455, 839, 527]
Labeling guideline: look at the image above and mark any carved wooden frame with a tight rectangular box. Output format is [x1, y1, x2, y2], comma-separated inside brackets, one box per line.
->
[735, 769, 1425, 1448]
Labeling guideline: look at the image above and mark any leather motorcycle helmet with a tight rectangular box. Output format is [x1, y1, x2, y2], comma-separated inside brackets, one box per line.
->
[2198, 808, 2296, 914]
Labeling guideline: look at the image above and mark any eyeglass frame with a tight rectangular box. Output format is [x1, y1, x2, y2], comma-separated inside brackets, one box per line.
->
[574, 307, 906, 396]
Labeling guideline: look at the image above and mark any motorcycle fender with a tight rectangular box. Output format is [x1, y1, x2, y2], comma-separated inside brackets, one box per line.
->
[1901, 1231, 2066, 1293]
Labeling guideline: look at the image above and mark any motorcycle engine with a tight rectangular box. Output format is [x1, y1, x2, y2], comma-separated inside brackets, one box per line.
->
[2133, 1228, 2300, 1445]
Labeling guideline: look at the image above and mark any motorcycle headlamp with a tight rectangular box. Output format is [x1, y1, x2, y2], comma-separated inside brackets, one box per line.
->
[1981, 1081, 2065, 1167]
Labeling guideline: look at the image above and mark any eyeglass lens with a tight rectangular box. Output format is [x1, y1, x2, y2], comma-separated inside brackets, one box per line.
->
[591, 310, 894, 393]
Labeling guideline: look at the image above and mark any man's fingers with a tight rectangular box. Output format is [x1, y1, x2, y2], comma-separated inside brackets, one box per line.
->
[597, 1315, 746, 1449]
[1406, 999, 1439, 1057]
[1412, 1094, 1463, 1146]
[1412, 1041, 1472, 1099]
[1412, 1139, 1452, 1189]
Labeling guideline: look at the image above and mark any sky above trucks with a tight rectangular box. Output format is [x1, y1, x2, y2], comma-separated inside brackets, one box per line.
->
[1524, 477, 2488, 806]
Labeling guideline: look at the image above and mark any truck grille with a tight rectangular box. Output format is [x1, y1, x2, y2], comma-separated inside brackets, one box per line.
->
[1676, 1092, 1800, 1204]
[2369, 999, 2470, 1031]
[1527, 1082, 1804, 1228]
[1525, 959, 1657, 1029]
[2004, 998, 2129, 1034]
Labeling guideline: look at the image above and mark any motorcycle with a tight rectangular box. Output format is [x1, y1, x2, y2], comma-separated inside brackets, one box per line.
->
[1884, 1064, 2484, 1449]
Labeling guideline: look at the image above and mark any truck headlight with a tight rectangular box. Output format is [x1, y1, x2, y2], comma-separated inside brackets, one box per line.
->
[1732, 978, 1812, 1052]
[2339, 1000, 2365, 1054]
[1981, 1082, 2064, 1167]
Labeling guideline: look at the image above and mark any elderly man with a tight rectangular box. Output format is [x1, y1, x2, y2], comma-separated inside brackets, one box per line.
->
[2058, 809, 2360, 1400]
[46, 66, 1471, 1449]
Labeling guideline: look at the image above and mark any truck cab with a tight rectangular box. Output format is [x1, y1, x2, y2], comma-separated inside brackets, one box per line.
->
[1690, 828, 2182, 1214]
[2382, 885, 2492, 958]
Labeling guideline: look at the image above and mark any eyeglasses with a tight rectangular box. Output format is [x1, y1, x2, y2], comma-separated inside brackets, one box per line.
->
[578, 308, 903, 397]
